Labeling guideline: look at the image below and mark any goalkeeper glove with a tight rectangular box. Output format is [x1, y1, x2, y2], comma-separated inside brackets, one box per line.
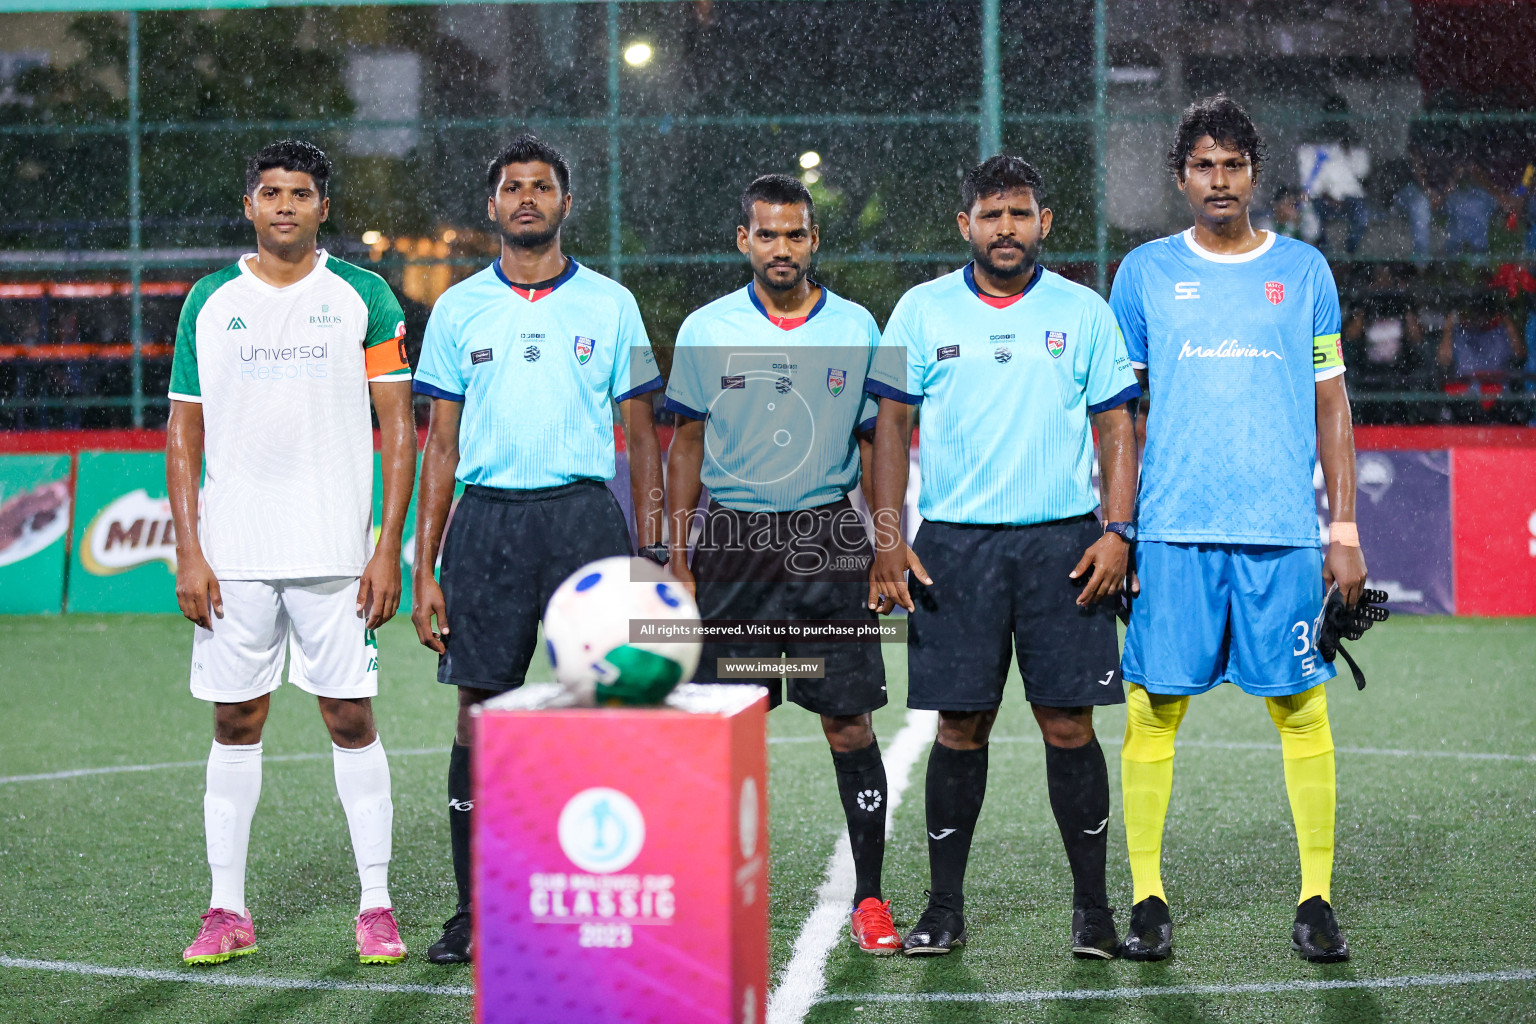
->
[1316, 585, 1390, 690]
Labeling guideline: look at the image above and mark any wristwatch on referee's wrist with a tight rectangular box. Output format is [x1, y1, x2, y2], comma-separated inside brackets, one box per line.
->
[1103, 521, 1137, 544]
[638, 542, 670, 566]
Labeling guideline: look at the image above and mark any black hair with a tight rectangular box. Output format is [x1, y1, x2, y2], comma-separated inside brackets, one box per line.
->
[959, 155, 1046, 213]
[245, 139, 331, 197]
[1167, 94, 1266, 180]
[738, 174, 815, 229]
[486, 134, 572, 196]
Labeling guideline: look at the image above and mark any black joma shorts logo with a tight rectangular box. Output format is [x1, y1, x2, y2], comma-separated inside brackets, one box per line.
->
[471, 349, 494, 365]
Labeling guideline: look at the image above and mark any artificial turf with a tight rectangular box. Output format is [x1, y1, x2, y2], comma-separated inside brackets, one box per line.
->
[0, 615, 1532, 1023]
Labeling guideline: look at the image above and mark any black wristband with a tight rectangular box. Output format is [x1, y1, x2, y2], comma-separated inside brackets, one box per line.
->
[638, 542, 669, 566]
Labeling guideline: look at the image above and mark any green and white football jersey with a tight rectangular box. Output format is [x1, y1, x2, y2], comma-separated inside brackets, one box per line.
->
[169, 251, 410, 580]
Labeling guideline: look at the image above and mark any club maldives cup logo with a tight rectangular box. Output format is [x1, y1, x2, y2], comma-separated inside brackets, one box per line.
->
[827, 368, 846, 396]
[1266, 281, 1285, 304]
[558, 787, 646, 873]
[574, 335, 595, 364]
[1045, 331, 1067, 358]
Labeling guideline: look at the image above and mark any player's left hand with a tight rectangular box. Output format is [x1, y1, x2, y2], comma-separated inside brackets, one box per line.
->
[1070, 533, 1130, 607]
[358, 548, 403, 629]
[1323, 541, 1368, 607]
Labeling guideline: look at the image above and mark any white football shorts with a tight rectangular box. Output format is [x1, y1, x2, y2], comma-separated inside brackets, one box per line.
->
[189, 577, 379, 703]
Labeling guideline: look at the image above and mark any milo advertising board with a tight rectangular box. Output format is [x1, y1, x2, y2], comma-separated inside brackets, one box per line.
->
[69, 451, 180, 613]
[0, 454, 72, 614]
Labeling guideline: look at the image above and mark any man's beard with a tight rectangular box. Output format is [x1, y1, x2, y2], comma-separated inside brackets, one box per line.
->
[971, 236, 1040, 281]
[499, 209, 564, 250]
[754, 258, 807, 292]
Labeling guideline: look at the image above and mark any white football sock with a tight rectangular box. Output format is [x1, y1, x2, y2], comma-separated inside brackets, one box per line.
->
[205, 740, 262, 916]
[333, 737, 394, 913]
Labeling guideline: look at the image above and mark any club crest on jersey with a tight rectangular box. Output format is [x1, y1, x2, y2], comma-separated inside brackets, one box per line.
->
[827, 368, 846, 396]
[1265, 281, 1285, 305]
[1045, 331, 1067, 358]
[573, 335, 595, 364]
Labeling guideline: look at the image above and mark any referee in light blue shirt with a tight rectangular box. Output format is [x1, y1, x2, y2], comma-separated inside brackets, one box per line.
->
[408, 135, 664, 964]
[664, 174, 904, 954]
[866, 156, 1141, 958]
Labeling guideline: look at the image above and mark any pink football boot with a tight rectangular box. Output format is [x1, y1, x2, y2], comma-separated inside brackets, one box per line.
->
[183, 908, 257, 965]
[356, 907, 408, 964]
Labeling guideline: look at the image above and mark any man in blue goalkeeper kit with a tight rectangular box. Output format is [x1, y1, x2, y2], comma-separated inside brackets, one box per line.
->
[665, 174, 903, 954]
[1108, 95, 1368, 964]
[866, 156, 1141, 959]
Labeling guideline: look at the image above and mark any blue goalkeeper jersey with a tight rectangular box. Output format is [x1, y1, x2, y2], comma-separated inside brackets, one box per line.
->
[1109, 229, 1345, 547]
[868, 264, 1139, 526]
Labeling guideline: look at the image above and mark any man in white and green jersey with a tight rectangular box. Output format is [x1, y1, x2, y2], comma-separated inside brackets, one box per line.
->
[166, 140, 417, 967]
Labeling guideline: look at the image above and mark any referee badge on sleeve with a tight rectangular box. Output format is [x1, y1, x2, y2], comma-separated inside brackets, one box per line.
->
[573, 336, 595, 364]
[1045, 331, 1067, 359]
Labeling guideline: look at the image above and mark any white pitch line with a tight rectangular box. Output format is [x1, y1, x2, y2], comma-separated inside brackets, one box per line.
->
[0, 955, 472, 997]
[766, 708, 938, 1024]
[817, 967, 1536, 1004]
[0, 747, 450, 785]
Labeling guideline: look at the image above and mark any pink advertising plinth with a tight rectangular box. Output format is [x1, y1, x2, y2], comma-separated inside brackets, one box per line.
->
[473, 683, 770, 1024]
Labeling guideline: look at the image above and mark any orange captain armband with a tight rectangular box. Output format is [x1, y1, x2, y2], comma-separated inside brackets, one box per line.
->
[365, 320, 411, 379]
[1328, 522, 1359, 547]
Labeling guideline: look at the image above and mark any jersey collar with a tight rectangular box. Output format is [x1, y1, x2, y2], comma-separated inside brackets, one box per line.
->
[493, 256, 579, 301]
[237, 248, 329, 294]
[746, 280, 828, 329]
[963, 261, 1042, 307]
[1180, 227, 1276, 264]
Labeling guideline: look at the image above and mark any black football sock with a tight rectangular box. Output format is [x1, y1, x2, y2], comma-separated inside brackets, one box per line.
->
[448, 741, 472, 913]
[924, 741, 989, 911]
[831, 740, 887, 907]
[1044, 736, 1111, 909]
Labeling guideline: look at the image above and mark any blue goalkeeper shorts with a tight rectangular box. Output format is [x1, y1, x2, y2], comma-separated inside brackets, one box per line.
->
[1122, 541, 1336, 698]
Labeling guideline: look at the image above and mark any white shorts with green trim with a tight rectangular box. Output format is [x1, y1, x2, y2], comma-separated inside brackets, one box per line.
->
[189, 577, 379, 703]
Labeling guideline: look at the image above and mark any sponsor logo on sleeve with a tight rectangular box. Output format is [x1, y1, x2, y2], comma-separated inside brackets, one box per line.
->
[937, 345, 960, 361]
[1045, 330, 1067, 358]
[471, 348, 494, 365]
[826, 368, 845, 396]
[393, 320, 407, 365]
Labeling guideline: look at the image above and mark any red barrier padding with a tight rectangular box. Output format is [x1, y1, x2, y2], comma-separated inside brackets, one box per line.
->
[1450, 448, 1536, 617]
[1355, 426, 1536, 450]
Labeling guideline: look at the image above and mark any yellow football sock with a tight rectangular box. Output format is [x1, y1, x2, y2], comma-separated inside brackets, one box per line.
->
[1121, 684, 1188, 905]
[1266, 684, 1336, 905]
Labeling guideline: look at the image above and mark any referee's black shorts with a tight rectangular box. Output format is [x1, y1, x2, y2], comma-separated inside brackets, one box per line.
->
[907, 514, 1124, 712]
[437, 480, 632, 693]
[690, 496, 887, 717]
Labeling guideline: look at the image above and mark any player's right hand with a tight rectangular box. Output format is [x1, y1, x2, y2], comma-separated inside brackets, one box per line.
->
[175, 551, 223, 629]
[868, 544, 931, 615]
[412, 575, 449, 654]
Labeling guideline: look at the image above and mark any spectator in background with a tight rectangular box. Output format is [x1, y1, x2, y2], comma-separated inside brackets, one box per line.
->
[1343, 265, 1427, 422]
[1391, 145, 1439, 261]
[1265, 185, 1305, 240]
[1439, 290, 1526, 423]
[1297, 100, 1370, 254]
[1442, 159, 1502, 255]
